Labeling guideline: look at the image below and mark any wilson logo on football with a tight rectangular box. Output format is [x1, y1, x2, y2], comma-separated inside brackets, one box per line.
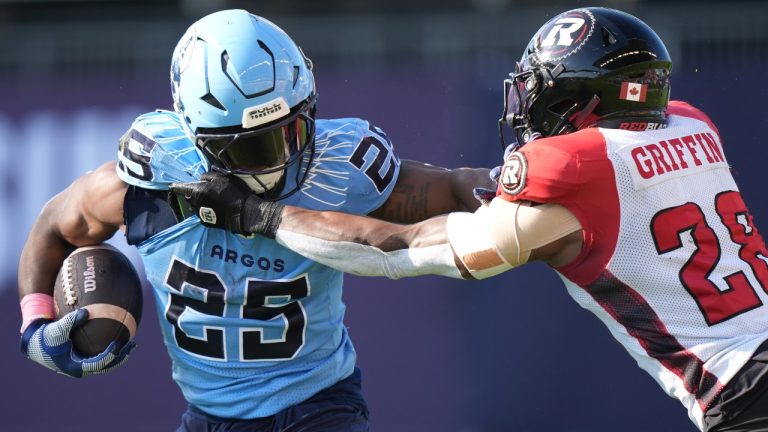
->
[83, 255, 97, 293]
[500, 152, 528, 195]
[535, 9, 595, 62]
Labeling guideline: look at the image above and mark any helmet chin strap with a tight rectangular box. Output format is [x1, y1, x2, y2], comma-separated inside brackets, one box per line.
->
[238, 171, 284, 194]
[569, 95, 601, 130]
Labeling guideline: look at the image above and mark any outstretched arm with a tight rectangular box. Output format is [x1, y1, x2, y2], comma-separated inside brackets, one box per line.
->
[170, 173, 583, 280]
[275, 198, 582, 279]
[277, 207, 466, 279]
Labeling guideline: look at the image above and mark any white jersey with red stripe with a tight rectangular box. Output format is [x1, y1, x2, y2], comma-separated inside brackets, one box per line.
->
[496, 101, 768, 430]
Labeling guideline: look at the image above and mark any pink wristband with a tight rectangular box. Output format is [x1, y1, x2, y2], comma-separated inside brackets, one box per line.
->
[20, 293, 55, 333]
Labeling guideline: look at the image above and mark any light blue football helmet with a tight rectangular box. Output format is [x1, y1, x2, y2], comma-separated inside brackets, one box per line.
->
[171, 9, 316, 197]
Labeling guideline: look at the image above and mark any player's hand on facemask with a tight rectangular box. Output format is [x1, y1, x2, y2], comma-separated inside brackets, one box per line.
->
[170, 172, 285, 238]
[20, 309, 136, 378]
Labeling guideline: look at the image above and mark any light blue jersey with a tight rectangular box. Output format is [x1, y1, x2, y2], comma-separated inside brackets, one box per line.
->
[116, 110, 401, 418]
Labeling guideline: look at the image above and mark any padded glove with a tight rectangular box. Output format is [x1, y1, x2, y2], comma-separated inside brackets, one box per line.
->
[20, 309, 136, 378]
[169, 172, 285, 239]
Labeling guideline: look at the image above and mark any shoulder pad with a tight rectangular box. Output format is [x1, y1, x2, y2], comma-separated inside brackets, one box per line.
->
[497, 130, 601, 201]
[116, 110, 208, 190]
[289, 118, 401, 214]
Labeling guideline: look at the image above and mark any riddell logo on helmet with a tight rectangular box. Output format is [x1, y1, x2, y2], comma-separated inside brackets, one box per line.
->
[242, 97, 290, 128]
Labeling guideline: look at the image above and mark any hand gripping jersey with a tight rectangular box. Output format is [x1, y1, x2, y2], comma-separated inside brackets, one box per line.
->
[497, 101, 768, 429]
[116, 110, 401, 418]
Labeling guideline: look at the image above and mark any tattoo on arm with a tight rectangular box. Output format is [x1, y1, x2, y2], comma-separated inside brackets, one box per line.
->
[369, 160, 492, 223]
[369, 180, 432, 223]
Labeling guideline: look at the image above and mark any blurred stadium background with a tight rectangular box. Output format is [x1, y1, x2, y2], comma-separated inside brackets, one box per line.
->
[2, 0, 767, 430]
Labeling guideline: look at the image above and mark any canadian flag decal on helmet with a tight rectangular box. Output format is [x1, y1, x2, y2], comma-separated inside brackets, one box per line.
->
[620, 82, 648, 102]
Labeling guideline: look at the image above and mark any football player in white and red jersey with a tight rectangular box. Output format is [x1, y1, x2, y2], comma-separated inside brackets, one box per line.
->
[170, 7, 768, 431]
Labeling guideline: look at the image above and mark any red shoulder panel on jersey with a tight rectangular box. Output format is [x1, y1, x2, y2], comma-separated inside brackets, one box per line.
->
[667, 100, 721, 139]
[495, 140, 579, 201]
[495, 128, 621, 286]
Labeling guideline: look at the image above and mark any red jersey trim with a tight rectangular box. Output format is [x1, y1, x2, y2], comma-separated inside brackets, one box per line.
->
[584, 270, 725, 413]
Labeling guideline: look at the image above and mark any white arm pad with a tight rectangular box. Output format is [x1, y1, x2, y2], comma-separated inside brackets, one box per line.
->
[275, 229, 463, 279]
[447, 199, 581, 280]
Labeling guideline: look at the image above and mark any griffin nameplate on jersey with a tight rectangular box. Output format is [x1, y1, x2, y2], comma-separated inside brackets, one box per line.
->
[613, 124, 728, 191]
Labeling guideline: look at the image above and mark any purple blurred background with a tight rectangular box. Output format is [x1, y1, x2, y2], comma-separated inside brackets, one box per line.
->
[2, 1, 768, 431]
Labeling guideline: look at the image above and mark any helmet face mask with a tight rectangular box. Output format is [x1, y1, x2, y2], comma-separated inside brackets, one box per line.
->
[170, 9, 316, 199]
[499, 7, 672, 148]
[500, 61, 569, 146]
[196, 98, 315, 175]
[196, 97, 316, 196]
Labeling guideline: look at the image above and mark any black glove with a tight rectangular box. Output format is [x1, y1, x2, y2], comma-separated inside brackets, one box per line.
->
[169, 172, 285, 239]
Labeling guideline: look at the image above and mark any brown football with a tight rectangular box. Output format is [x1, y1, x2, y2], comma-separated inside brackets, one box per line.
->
[53, 244, 143, 357]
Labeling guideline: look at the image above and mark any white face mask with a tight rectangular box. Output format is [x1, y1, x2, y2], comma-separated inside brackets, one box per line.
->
[237, 171, 284, 194]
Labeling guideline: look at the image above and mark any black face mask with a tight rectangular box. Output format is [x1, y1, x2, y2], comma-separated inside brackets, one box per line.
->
[196, 110, 314, 178]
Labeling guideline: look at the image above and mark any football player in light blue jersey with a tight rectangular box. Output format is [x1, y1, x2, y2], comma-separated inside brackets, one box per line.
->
[17, 9, 492, 431]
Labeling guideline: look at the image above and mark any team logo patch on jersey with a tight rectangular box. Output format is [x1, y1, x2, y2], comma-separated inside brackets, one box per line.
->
[499, 152, 528, 195]
[533, 9, 595, 64]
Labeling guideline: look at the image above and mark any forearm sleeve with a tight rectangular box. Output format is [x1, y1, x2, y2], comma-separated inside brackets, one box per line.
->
[274, 229, 463, 279]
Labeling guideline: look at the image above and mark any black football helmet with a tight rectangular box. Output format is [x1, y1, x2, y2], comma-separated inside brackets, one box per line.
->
[499, 7, 672, 147]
